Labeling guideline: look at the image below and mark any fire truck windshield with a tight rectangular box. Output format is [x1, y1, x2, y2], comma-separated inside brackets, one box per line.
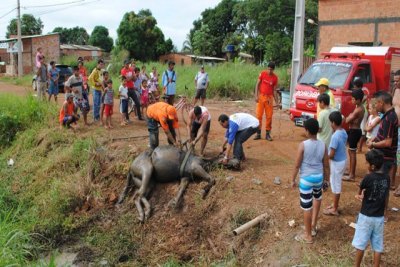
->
[299, 61, 352, 89]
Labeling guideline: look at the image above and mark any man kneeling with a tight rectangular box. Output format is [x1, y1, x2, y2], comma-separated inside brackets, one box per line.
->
[59, 93, 79, 130]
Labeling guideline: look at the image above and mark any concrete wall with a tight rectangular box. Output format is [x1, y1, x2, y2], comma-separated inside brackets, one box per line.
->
[318, 0, 400, 55]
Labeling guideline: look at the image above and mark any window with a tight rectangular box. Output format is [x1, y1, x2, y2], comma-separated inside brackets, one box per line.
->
[354, 64, 372, 84]
[348, 42, 374, 47]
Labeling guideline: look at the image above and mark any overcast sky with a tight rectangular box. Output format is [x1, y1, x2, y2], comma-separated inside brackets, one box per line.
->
[0, 0, 221, 50]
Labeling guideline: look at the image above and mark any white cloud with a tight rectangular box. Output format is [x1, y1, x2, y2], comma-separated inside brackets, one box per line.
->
[0, 0, 221, 50]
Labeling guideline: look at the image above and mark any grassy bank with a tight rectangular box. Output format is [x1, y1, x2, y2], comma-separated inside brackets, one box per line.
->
[0, 75, 32, 88]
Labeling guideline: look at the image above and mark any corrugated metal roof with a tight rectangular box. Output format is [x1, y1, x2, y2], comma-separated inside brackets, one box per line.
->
[187, 54, 226, 61]
[60, 44, 103, 51]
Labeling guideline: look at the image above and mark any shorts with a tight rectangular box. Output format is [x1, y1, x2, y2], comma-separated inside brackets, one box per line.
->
[73, 98, 90, 114]
[48, 81, 59, 95]
[62, 115, 78, 126]
[191, 120, 211, 140]
[347, 128, 362, 150]
[120, 99, 128, 114]
[299, 173, 323, 210]
[352, 213, 384, 253]
[195, 89, 206, 99]
[329, 160, 346, 194]
[104, 104, 113, 116]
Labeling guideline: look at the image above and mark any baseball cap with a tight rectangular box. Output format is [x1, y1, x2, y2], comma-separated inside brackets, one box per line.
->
[166, 106, 177, 120]
[201, 65, 204, 68]
[315, 78, 330, 87]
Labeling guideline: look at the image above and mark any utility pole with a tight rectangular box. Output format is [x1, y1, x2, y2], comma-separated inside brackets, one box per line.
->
[17, 0, 23, 77]
[289, 0, 305, 105]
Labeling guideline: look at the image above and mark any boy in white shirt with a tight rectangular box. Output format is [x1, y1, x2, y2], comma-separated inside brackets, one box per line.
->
[119, 76, 129, 126]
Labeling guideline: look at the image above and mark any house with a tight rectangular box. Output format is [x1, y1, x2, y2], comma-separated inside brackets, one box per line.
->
[60, 44, 103, 61]
[318, 0, 400, 55]
[0, 33, 60, 75]
[159, 53, 225, 66]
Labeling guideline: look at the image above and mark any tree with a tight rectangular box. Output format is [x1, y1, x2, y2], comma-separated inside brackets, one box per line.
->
[116, 9, 173, 61]
[52, 26, 90, 45]
[89, 26, 113, 52]
[6, 14, 43, 38]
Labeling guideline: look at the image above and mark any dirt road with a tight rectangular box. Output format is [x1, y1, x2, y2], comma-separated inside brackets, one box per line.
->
[1, 81, 400, 266]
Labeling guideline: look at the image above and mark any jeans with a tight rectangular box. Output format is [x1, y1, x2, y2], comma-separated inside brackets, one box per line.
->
[128, 89, 142, 120]
[92, 89, 102, 120]
[233, 127, 258, 160]
[148, 118, 176, 149]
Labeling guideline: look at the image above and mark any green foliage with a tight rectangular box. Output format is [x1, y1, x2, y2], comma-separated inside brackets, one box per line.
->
[53, 26, 90, 45]
[89, 26, 114, 52]
[6, 14, 43, 38]
[0, 94, 55, 147]
[116, 9, 173, 61]
[192, 24, 213, 56]
[60, 56, 97, 73]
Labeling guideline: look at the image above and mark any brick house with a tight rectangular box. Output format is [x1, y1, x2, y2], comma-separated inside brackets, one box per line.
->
[0, 33, 60, 75]
[60, 44, 103, 60]
[318, 0, 400, 54]
[159, 53, 225, 66]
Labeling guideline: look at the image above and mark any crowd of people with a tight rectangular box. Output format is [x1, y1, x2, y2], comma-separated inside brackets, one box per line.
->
[34, 48, 400, 266]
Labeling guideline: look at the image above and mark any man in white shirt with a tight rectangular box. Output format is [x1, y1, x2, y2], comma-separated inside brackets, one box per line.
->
[193, 65, 209, 106]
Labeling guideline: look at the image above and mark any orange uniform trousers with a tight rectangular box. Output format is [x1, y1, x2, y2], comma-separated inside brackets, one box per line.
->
[256, 94, 273, 131]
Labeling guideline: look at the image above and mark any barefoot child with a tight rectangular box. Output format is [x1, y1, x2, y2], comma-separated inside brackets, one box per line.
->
[352, 149, 389, 267]
[323, 111, 347, 216]
[291, 118, 329, 244]
[101, 71, 110, 125]
[343, 89, 365, 182]
[119, 76, 129, 126]
[141, 79, 149, 116]
[59, 94, 79, 130]
[103, 80, 114, 129]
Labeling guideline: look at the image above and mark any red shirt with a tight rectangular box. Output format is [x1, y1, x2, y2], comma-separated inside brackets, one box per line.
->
[121, 67, 134, 89]
[258, 71, 278, 95]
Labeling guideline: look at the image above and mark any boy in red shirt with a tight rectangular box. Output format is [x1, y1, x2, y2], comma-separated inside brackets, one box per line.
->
[254, 62, 278, 141]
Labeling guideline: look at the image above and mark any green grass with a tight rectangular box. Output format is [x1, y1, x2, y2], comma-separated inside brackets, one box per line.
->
[0, 75, 33, 87]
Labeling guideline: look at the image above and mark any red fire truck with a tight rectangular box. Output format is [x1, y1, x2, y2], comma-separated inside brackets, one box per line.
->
[289, 46, 400, 127]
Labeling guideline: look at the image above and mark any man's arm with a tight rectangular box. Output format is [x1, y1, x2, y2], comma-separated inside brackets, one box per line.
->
[393, 88, 400, 107]
[255, 80, 261, 102]
[194, 116, 209, 144]
[345, 107, 362, 124]
[323, 146, 330, 182]
[64, 77, 72, 93]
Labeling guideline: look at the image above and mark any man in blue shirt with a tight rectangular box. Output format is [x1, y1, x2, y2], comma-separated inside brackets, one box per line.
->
[162, 61, 177, 105]
[218, 113, 259, 164]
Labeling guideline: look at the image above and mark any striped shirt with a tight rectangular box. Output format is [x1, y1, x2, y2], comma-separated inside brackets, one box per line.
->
[374, 108, 398, 160]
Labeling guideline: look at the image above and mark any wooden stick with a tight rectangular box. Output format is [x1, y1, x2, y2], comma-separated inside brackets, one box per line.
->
[233, 213, 269, 236]
[111, 135, 148, 142]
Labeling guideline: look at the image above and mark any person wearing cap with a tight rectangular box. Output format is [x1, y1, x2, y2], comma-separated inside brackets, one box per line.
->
[254, 62, 278, 141]
[59, 93, 79, 130]
[193, 65, 209, 106]
[315, 78, 336, 116]
[187, 106, 211, 156]
[88, 59, 105, 122]
[36, 56, 48, 101]
[162, 61, 177, 105]
[146, 101, 181, 149]
[65, 66, 90, 126]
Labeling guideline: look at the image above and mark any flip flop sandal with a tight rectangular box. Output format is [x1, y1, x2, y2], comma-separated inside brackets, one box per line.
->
[301, 225, 318, 237]
[342, 176, 355, 182]
[323, 208, 339, 216]
[295, 234, 313, 244]
[394, 191, 400, 197]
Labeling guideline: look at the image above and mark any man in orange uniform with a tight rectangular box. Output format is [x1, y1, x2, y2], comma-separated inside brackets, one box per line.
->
[254, 62, 278, 141]
[147, 101, 182, 149]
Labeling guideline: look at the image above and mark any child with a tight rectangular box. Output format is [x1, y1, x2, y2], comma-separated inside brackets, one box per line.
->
[343, 89, 365, 182]
[100, 71, 110, 125]
[103, 80, 114, 129]
[291, 118, 329, 244]
[365, 99, 381, 143]
[323, 111, 348, 216]
[317, 93, 333, 148]
[119, 76, 129, 126]
[352, 149, 389, 267]
[141, 79, 149, 116]
[59, 94, 79, 130]
[48, 61, 60, 102]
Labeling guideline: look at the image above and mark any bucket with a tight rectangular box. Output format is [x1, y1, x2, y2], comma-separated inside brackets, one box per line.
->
[281, 91, 290, 110]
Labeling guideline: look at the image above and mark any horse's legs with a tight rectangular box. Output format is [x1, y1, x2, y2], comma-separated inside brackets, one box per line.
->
[135, 197, 145, 222]
[142, 181, 154, 220]
[169, 177, 189, 208]
[117, 173, 142, 204]
[192, 165, 215, 199]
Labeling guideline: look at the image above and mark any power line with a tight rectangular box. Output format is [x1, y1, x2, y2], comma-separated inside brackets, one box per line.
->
[0, 7, 17, 20]
[29, 0, 101, 16]
[22, 0, 85, 9]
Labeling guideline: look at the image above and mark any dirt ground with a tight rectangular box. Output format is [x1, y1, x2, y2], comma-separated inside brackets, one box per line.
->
[1, 82, 400, 266]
